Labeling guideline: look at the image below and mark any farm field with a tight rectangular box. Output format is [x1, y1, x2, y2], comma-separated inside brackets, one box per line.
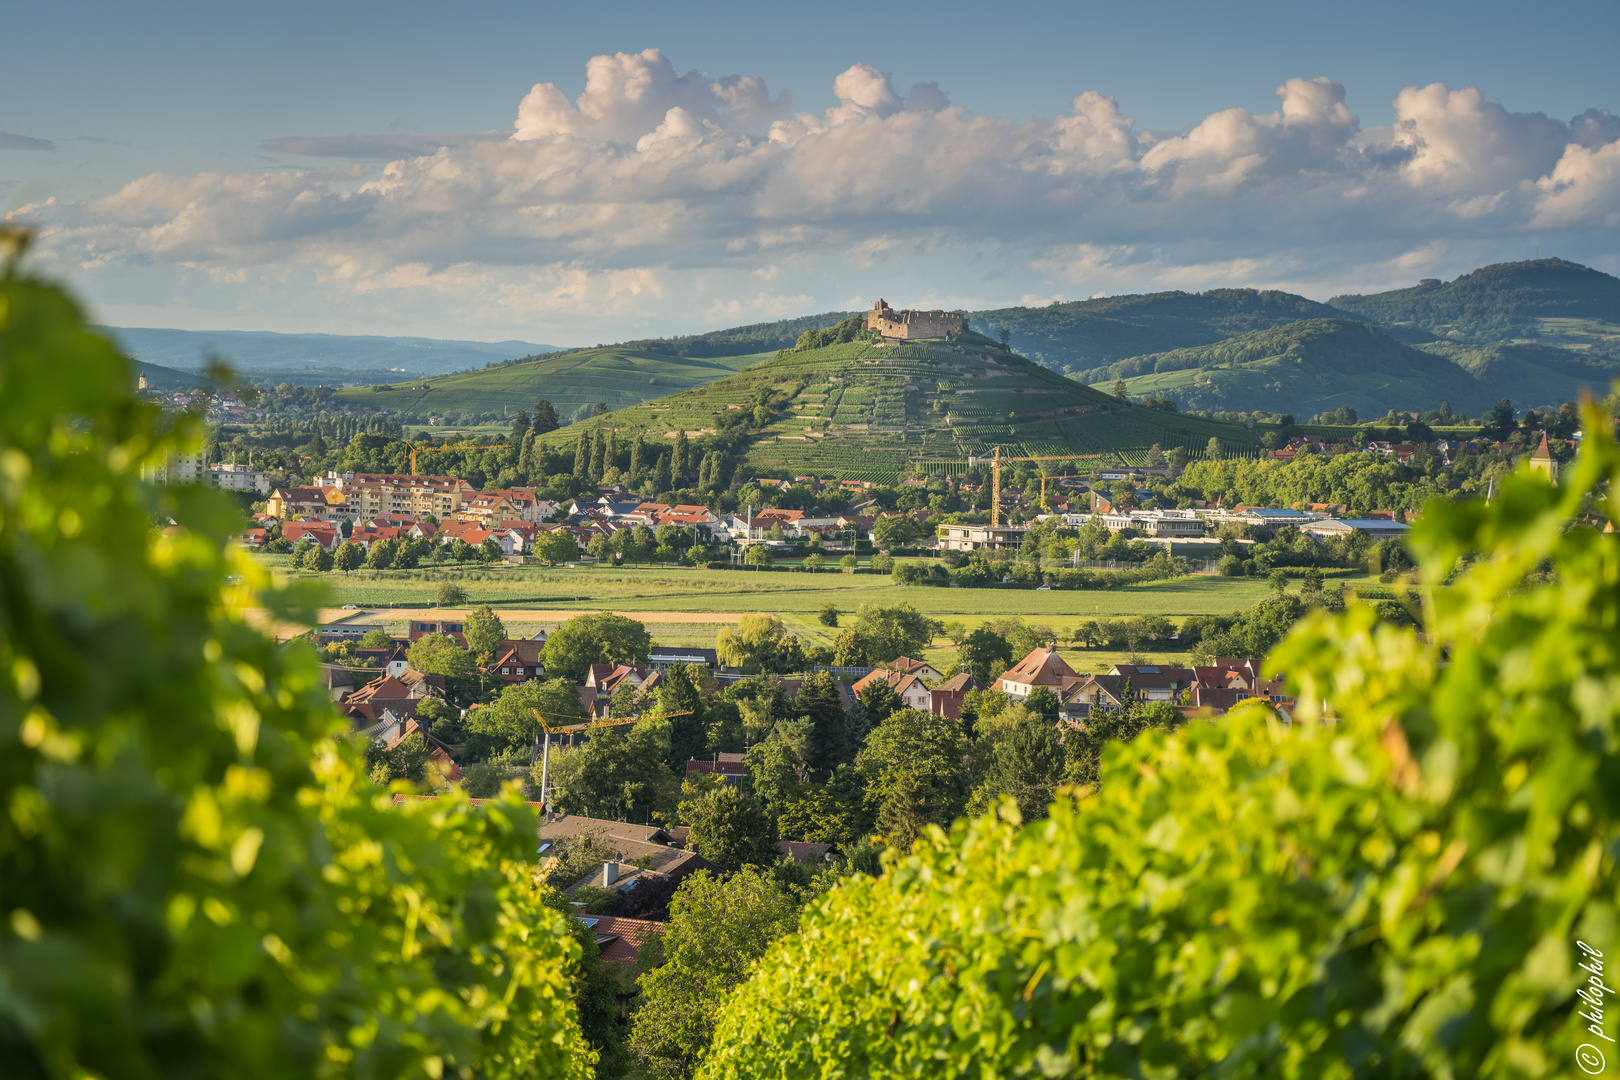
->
[261, 556, 1377, 673]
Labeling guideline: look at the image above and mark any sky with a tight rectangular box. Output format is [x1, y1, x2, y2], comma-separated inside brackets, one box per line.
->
[4, 0, 1619, 345]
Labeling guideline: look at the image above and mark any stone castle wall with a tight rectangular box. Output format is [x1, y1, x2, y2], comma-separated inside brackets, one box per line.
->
[865, 300, 965, 339]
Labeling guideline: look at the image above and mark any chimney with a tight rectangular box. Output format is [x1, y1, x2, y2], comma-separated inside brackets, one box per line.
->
[602, 861, 619, 887]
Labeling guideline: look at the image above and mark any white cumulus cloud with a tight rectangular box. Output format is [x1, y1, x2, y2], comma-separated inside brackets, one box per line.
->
[16, 51, 1619, 339]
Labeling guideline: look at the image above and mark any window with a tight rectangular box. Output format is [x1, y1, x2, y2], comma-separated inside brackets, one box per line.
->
[501, 667, 510, 675]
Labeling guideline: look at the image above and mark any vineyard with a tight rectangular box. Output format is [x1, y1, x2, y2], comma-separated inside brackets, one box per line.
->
[524, 333, 1267, 481]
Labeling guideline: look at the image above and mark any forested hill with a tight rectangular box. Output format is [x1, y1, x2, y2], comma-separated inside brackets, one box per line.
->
[970, 289, 1357, 377]
[609, 311, 857, 358]
[1092, 319, 1490, 417]
[1328, 258, 1620, 338]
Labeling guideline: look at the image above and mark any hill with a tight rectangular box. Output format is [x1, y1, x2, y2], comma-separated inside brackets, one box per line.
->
[133, 359, 200, 391]
[100, 326, 564, 383]
[968, 289, 1357, 377]
[1090, 319, 1491, 417]
[1328, 258, 1620, 344]
[334, 348, 770, 425]
[1411, 339, 1620, 409]
[532, 328, 1263, 484]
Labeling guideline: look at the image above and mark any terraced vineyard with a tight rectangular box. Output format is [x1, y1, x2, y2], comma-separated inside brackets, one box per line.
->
[531, 331, 1263, 481]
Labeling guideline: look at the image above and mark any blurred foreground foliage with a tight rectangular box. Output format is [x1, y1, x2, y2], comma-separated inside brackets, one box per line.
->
[704, 396, 1620, 1076]
[0, 232, 591, 1077]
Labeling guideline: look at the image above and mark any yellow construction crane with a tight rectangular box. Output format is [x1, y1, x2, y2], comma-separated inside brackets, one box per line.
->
[966, 448, 1096, 526]
[529, 708, 693, 812]
[403, 438, 505, 477]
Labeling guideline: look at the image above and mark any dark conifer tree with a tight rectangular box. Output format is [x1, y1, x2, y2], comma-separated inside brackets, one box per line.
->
[533, 399, 560, 434]
[572, 429, 588, 478]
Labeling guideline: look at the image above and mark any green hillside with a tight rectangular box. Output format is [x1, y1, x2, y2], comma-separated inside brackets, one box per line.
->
[1412, 339, 1620, 408]
[533, 329, 1263, 484]
[332, 348, 768, 423]
[970, 289, 1357, 377]
[1091, 319, 1490, 417]
[1329, 258, 1620, 344]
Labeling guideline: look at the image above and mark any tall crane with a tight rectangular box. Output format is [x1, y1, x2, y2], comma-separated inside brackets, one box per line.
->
[402, 438, 504, 477]
[529, 708, 692, 814]
[965, 448, 1096, 526]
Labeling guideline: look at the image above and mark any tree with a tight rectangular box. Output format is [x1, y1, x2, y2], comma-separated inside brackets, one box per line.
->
[794, 670, 854, 776]
[839, 554, 858, 572]
[478, 536, 504, 563]
[870, 552, 894, 573]
[299, 542, 334, 571]
[970, 707, 1065, 820]
[716, 614, 793, 674]
[1205, 436, 1223, 460]
[1484, 396, 1517, 439]
[547, 720, 680, 824]
[594, 401, 608, 416]
[467, 677, 585, 761]
[873, 514, 919, 549]
[743, 544, 772, 568]
[855, 708, 970, 849]
[464, 603, 508, 662]
[630, 430, 647, 478]
[803, 552, 825, 572]
[1268, 569, 1290, 595]
[436, 580, 469, 606]
[543, 612, 653, 683]
[1146, 443, 1164, 467]
[956, 626, 1014, 686]
[510, 408, 530, 445]
[673, 429, 690, 481]
[450, 538, 476, 562]
[407, 632, 476, 677]
[365, 536, 398, 569]
[628, 868, 800, 1078]
[852, 602, 934, 665]
[832, 629, 868, 667]
[817, 602, 839, 627]
[0, 246, 590, 1078]
[1112, 379, 1128, 400]
[333, 539, 365, 571]
[533, 398, 560, 433]
[652, 451, 672, 493]
[533, 528, 579, 565]
[683, 787, 777, 871]
[358, 628, 393, 649]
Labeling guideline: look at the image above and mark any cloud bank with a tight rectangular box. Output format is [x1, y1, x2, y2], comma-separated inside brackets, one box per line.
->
[14, 48, 1620, 338]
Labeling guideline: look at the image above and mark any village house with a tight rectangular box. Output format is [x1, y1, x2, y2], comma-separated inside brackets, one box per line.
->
[851, 668, 933, 712]
[996, 647, 1079, 701]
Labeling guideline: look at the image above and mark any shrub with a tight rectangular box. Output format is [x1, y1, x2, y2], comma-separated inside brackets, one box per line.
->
[702, 408, 1620, 1079]
[0, 239, 591, 1078]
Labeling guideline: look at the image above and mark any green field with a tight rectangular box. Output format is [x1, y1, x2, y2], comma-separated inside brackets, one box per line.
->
[271, 556, 1377, 676]
[334, 347, 770, 422]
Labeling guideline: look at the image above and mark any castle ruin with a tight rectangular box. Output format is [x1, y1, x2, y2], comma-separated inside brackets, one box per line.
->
[865, 299, 965, 340]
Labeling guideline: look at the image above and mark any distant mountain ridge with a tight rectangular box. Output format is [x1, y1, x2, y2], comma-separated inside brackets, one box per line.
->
[100, 326, 565, 380]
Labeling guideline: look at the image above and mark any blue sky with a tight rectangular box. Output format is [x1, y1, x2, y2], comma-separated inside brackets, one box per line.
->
[4, 0, 1618, 343]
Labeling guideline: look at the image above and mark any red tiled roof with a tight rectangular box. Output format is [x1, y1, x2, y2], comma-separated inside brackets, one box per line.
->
[997, 648, 1078, 688]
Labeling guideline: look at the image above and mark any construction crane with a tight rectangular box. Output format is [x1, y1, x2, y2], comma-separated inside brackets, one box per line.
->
[403, 438, 506, 477]
[965, 448, 1096, 527]
[530, 708, 692, 813]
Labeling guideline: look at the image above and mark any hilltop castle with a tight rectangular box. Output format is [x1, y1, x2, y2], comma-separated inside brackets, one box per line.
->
[865, 299, 965, 340]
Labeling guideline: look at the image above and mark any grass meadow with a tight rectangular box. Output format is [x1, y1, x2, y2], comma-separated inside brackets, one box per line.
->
[262, 554, 1375, 676]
